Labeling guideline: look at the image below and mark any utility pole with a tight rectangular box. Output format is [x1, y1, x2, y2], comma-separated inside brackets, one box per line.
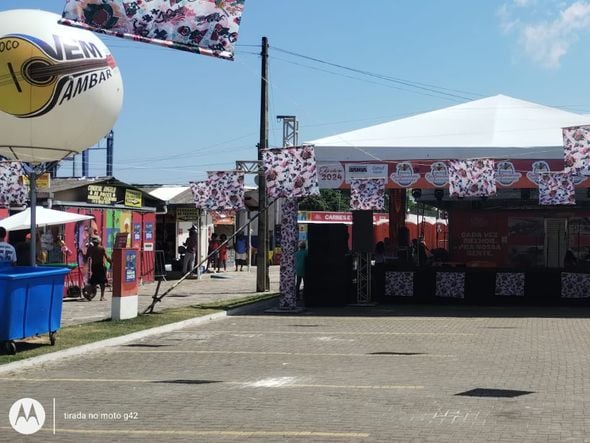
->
[257, 36, 269, 292]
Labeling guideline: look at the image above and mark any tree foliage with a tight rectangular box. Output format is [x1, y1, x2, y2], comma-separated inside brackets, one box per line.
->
[299, 189, 351, 211]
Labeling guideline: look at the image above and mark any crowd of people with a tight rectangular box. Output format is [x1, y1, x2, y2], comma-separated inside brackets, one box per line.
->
[0, 227, 73, 267]
[373, 236, 435, 266]
[180, 229, 252, 276]
[0, 226, 114, 302]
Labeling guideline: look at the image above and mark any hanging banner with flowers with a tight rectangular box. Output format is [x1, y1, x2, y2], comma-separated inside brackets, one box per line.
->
[190, 181, 210, 208]
[206, 171, 244, 210]
[60, 0, 246, 60]
[279, 198, 298, 309]
[263, 145, 320, 199]
[448, 159, 496, 198]
[563, 125, 590, 176]
[538, 172, 575, 206]
[350, 178, 386, 210]
[190, 171, 244, 210]
[1, 162, 27, 207]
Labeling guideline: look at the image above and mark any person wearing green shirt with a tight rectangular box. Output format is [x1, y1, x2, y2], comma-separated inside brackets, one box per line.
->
[294, 241, 308, 299]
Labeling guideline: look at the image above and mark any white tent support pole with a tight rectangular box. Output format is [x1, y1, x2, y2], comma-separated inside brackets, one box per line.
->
[29, 172, 37, 267]
[247, 210, 252, 272]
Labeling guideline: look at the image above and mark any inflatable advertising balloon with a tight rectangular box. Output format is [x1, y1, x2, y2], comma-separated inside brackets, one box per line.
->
[0, 9, 123, 163]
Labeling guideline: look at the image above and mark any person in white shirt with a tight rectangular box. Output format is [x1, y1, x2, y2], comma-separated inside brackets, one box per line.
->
[0, 227, 16, 265]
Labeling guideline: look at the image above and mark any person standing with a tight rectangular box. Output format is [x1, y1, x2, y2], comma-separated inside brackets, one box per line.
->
[207, 233, 220, 272]
[217, 233, 228, 272]
[234, 233, 248, 271]
[0, 227, 16, 265]
[84, 236, 112, 301]
[182, 227, 197, 275]
[15, 233, 32, 266]
[295, 241, 308, 300]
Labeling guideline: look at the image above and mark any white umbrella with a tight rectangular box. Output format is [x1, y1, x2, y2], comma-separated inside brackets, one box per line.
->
[0, 207, 94, 231]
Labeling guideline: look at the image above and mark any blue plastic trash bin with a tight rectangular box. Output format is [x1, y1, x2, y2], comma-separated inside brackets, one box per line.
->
[0, 266, 70, 355]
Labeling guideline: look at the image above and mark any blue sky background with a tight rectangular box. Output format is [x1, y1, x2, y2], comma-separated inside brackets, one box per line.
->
[3, 0, 590, 184]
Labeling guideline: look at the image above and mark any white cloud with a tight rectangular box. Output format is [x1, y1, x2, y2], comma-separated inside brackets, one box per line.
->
[513, 0, 533, 7]
[500, 1, 590, 68]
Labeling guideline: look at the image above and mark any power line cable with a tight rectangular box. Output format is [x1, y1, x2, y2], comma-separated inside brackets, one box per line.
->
[271, 46, 484, 101]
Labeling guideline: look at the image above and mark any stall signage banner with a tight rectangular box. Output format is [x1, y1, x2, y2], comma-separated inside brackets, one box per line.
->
[450, 212, 506, 264]
[133, 223, 141, 241]
[124, 189, 142, 208]
[87, 185, 117, 205]
[318, 163, 345, 188]
[300, 211, 389, 225]
[345, 163, 388, 183]
[317, 159, 583, 189]
[22, 173, 51, 190]
[145, 222, 153, 241]
[176, 207, 200, 221]
[124, 250, 137, 283]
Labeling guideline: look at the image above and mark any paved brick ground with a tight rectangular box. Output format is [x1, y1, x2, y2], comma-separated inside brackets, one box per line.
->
[2, 304, 590, 441]
[60, 265, 281, 326]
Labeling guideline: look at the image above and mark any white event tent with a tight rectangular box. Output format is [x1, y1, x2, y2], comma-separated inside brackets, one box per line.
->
[310, 95, 590, 162]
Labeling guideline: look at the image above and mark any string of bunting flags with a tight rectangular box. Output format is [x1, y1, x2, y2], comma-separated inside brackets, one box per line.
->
[60, 0, 246, 60]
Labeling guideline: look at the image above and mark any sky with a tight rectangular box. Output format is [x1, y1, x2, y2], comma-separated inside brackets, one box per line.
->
[4, 0, 590, 185]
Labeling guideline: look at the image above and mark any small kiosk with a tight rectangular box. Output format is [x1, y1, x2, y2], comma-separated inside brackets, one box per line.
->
[111, 233, 139, 320]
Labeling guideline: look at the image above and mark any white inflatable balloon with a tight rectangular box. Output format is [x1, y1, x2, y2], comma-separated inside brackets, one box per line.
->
[0, 9, 123, 163]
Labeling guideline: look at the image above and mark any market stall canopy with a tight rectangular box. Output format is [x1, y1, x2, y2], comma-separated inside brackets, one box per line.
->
[310, 95, 590, 162]
[0, 207, 93, 231]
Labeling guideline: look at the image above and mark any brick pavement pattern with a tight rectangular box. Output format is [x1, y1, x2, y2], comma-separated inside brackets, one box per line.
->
[3, 302, 590, 441]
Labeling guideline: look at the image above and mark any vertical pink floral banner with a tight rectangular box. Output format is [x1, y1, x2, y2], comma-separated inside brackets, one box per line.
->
[61, 0, 246, 60]
[262, 145, 320, 198]
[448, 159, 496, 198]
[350, 178, 386, 210]
[279, 199, 298, 309]
[538, 172, 575, 206]
[563, 125, 590, 176]
[0, 162, 27, 207]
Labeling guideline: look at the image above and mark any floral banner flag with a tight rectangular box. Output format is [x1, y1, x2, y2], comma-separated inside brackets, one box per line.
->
[563, 125, 590, 176]
[190, 181, 209, 209]
[0, 162, 27, 207]
[385, 271, 414, 297]
[538, 172, 575, 206]
[350, 178, 386, 210]
[60, 0, 246, 60]
[435, 271, 465, 299]
[263, 145, 320, 199]
[495, 272, 525, 297]
[279, 199, 298, 309]
[448, 159, 496, 198]
[205, 171, 245, 210]
[561, 272, 590, 298]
